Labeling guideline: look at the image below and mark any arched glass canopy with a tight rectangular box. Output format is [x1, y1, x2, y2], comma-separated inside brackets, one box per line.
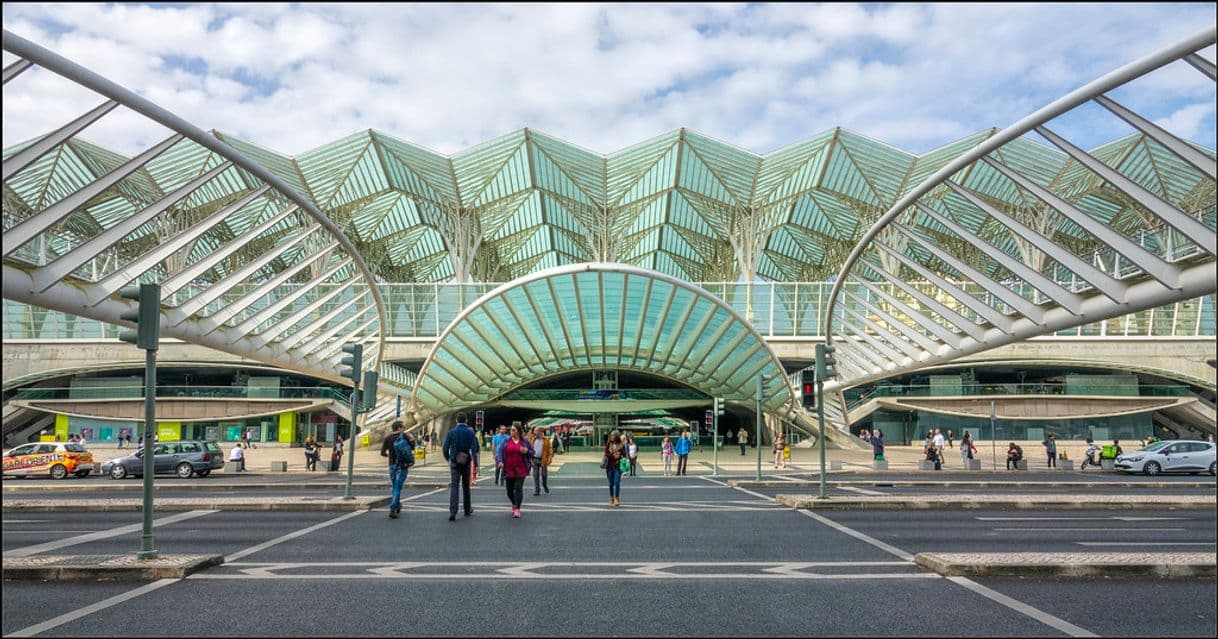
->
[411, 263, 793, 416]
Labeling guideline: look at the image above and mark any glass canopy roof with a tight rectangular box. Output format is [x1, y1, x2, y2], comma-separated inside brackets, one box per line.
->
[411, 263, 793, 416]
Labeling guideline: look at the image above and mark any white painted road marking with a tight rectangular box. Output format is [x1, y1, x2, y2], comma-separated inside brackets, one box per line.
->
[975, 516, 1190, 522]
[947, 577, 1099, 638]
[7, 579, 178, 638]
[994, 527, 1185, 532]
[839, 486, 885, 496]
[2, 510, 216, 558]
[1076, 542, 1216, 547]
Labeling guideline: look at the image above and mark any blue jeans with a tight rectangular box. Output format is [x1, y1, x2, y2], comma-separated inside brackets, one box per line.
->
[606, 468, 622, 499]
[389, 464, 408, 512]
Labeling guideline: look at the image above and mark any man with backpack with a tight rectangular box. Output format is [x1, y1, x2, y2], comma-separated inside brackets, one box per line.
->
[443, 413, 480, 521]
[381, 421, 416, 519]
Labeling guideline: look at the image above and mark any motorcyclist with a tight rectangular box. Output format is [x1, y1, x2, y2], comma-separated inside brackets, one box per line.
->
[1080, 438, 1101, 470]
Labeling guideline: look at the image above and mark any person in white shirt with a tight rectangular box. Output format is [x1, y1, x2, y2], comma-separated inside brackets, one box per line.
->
[932, 429, 946, 467]
[229, 442, 245, 472]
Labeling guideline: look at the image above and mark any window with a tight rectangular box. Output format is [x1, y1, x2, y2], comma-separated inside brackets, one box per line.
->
[1186, 442, 1212, 453]
[63, 444, 86, 453]
[7, 444, 36, 456]
[162, 444, 179, 455]
[153, 445, 165, 455]
[178, 443, 199, 454]
[35, 444, 57, 454]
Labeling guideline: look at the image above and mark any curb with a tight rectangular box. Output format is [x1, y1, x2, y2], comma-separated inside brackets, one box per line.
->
[3, 482, 448, 493]
[774, 494, 1217, 510]
[914, 552, 1217, 577]
[2, 554, 224, 581]
[2, 497, 391, 513]
[732, 480, 1217, 489]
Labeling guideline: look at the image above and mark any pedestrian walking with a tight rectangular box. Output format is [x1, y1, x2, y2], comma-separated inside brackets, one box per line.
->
[442, 412, 479, 521]
[304, 434, 320, 471]
[932, 428, 946, 467]
[381, 422, 415, 519]
[772, 431, 787, 469]
[661, 435, 675, 476]
[229, 442, 245, 472]
[675, 430, 692, 475]
[430, 429, 438, 452]
[959, 432, 977, 466]
[1006, 442, 1023, 470]
[1043, 433, 1057, 468]
[500, 425, 532, 518]
[738, 428, 748, 455]
[330, 435, 344, 472]
[603, 430, 626, 506]
[491, 425, 509, 486]
[626, 435, 639, 476]
[527, 426, 552, 495]
[946, 430, 954, 449]
[871, 428, 885, 461]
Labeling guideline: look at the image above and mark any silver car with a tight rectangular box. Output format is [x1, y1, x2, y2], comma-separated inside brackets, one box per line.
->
[102, 440, 226, 479]
[1114, 440, 1217, 476]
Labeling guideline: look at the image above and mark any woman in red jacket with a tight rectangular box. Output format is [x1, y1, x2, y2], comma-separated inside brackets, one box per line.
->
[499, 425, 532, 518]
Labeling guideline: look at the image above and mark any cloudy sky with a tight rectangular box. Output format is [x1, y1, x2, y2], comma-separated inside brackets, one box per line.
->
[2, 3, 1214, 158]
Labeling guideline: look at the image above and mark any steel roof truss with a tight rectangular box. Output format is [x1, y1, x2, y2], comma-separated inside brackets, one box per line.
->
[276, 294, 361, 351]
[1093, 95, 1215, 180]
[3, 100, 118, 181]
[873, 240, 1014, 333]
[842, 288, 942, 353]
[856, 256, 985, 341]
[852, 277, 964, 348]
[841, 303, 923, 361]
[231, 255, 347, 336]
[203, 245, 338, 334]
[247, 279, 349, 344]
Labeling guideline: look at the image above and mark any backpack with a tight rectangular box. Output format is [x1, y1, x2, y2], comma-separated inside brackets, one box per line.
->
[393, 433, 415, 466]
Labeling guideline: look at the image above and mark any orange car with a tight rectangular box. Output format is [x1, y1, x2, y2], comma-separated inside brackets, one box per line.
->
[2, 442, 94, 479]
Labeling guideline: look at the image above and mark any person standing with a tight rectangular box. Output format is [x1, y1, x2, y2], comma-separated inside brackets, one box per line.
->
[304, 435, 319, 471]
[500, 425, 531, 518]
[380, 422, 415, 519]
[229, 442, 245, 472]
[946, 430, 954, 449]
[871, 429, 885, 461]
[604, 430, 626, 506]
[772, 431, 787, 469]
[442, 413, 479, 521]
[430, 429, 439, 452]
[527, 426, 552, 495]
[959, 432, 977, 466]
[738, 428, 749, 455]
[932, 429, 946, 467]
[1043, 433, 1057, 468]
[491, 425, 510, 486]
[331, 435, 344, 472]
[626, 435, 639, 477]
[675, 430, 692, 476]
[661, 435, 675, 476]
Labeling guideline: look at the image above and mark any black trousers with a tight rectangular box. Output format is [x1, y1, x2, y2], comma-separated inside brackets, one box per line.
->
[505, 477, 525, 508]
[677, 454, 688, 475]
[449, 463, 472, 514]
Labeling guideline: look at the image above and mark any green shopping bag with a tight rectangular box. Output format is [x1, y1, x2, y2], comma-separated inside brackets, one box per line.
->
[619, 457, 630, 473]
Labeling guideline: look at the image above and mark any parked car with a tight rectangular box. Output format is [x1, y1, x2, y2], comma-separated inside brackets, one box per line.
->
[2, 441, 94, 479]
[1114, 440, 1216, 476]
[102, 440, 225, 479]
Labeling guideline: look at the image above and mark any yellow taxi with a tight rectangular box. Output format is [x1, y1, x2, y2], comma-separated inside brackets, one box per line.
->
[2, 442, 95, 479]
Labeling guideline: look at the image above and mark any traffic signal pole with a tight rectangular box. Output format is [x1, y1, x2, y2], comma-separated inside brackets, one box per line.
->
[815, 343, 836, 501]
[711, 398, 720, 477]
[120, 283, 159, 559]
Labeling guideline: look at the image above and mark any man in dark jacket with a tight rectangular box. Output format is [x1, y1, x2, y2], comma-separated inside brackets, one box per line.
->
[380, 421, 413, 519]
[443, 413, 480, 521]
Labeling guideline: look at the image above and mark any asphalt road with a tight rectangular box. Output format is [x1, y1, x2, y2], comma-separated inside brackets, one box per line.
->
[3, 477, 1215, 637]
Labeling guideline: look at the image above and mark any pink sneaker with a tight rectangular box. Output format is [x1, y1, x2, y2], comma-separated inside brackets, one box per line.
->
[512, 507, 521, 518]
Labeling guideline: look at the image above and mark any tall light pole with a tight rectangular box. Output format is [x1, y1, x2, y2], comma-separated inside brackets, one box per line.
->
[815, 343, 837, 500]
[119, 283, 160, 559]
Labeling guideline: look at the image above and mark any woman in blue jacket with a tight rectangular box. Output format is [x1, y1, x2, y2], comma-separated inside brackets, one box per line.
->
[871, 429, 885, 461]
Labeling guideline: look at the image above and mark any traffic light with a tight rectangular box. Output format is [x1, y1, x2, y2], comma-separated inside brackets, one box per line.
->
[704, 410, 713, 425]
[801, 369, 816, 410]
[475, 410, 484, 427]
[339, 343, 363, 385]
[118, 283, 160, 350]
[816, 343, 838, 381]
[360, 370, 378, 412]
[713, 397, 724, 416]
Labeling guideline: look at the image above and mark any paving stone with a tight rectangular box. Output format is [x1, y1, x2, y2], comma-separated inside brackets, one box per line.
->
[915, 552, 1217, 577]
[774, 493, 1216, 510]
[3, 554, 223, 580]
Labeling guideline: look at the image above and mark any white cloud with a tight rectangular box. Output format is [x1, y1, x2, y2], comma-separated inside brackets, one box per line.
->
[2, 2, 1213, 159]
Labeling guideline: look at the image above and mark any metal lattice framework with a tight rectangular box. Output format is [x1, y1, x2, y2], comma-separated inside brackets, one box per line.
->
[823, 27, 1217, 393]
[411, 263, 793, 417]
[1, 30, 386, 387]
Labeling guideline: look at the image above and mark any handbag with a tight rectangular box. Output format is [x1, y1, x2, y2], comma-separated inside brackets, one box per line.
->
[618, 457, 630, 473]
[599, 454, 609, 469]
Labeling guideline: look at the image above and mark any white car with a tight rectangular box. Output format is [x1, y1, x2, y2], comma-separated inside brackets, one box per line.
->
[1114, 440, 1216, 476]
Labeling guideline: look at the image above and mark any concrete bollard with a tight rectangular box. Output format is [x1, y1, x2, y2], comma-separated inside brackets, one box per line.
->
[873, 460, 889, 470]
[966, 459, 982, 471]
[829, 460, 842, 471]
[1058, 460, 1075, 471]
[1101, 459, 1115, 471]
[270, 461, 287, 472]
[918, 460, 936, 471]
[1015, 460, 1028, 471]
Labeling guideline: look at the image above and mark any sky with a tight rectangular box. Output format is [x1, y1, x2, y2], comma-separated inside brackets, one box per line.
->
[2, 3, 1215, 158]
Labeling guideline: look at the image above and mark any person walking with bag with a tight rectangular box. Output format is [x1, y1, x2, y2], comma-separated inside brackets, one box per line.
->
[442, 413, 479, 521]
[675, 431, 692, 476]
[959, 432, 977, 466]
[603, 430, 626, 506]
[871, 429, 885, 462]
[626, 435, 640, 476]
[500, 425, 532, 518]
[381, 422, 416, 519]
[738, 427, 749, 455]
[330, 435, 344, 472]
[491, 425, 509, 486]
[772, 431, 787, 469]
[661, 435, 675, 476]
[527, 426, 552, 495]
